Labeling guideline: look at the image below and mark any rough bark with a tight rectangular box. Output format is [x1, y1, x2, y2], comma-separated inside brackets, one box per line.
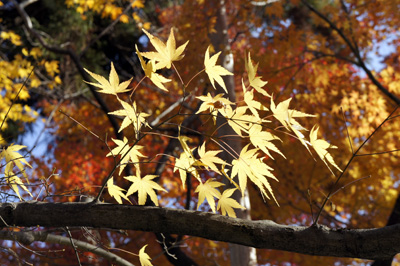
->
[371, 195, 400, 266]
[1, 201, 399, 260]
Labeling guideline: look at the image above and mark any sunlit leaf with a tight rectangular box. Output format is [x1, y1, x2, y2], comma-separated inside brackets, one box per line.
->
[107, 177, 130, 204]
[310, 125, 342, 174]
[139, 245, 153, 266]
[125, 174, 166, 206]
[195, 178, 223, 213]
[141, 28, 189, 70]
[204, 46, 233, 93]
[84, 62, 132, 95]
[217, 188, 245, 217]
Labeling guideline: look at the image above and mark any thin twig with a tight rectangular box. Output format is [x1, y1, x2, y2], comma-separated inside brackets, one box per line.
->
[59, 109, 104, 142]
[330, 175, 371, 198]
[65, 226, 82, 266]
[313, 105, 399, 224]
[340, 107, 353, 154]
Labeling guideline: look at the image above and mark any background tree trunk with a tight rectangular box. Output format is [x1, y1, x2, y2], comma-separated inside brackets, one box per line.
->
[209, 1, 257, 265]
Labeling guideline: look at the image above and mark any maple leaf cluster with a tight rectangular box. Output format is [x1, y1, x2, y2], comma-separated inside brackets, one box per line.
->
[1, 28, 343, 266]
[82, 28, 341, 217]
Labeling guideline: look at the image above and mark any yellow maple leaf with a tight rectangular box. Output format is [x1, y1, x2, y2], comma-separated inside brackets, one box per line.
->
[231, 144, 278, 204]
[219, 105, 256, 136]
[84, 62, 132, 95]
[1, 144, 32, 178]
[245, 52, 270, 96]
[125, 174, 166, 206]
[106, 137, 145, 175]
[108, 100, 150, 135]
[310, 125, 342, 174]
[242, 79, 268, 119]
[6, 172, 32, 200]
[217, 188, 245, 218]
[107, 177, 130, 204]
[204, 46, 233, 93]
[141, 28, 189, 70]
[195, 179, 223, 213]
[136, 45, 171, 91]
[248, 124, 285, 159]
[178, 134, 193, 157]
[196, 93, 233, 123]
[270, 97, 315, 152]
[139, 245, 153, 266]
[174, 150, 200, 187]
[173, 135, 200, 186]
[196, 143, 227, 173]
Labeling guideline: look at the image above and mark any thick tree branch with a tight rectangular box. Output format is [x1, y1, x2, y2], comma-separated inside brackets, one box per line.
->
[1, 202, 399, 260]
[0, 230, 134, 266]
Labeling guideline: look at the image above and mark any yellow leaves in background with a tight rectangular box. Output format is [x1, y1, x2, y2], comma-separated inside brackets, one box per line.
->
[0, 31, 22, 46]
[44, 61, 60, 77]
[204, 46, 233, 93]
[131, 0, 144, 9]
[66, 0, 139, 22]
[381, 66, 400, 95]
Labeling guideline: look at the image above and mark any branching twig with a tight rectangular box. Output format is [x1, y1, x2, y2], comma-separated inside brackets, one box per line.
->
[313, 105, 399, 224]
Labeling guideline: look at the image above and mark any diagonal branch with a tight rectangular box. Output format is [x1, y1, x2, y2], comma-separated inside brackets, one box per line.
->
[0, 229, 135, 266]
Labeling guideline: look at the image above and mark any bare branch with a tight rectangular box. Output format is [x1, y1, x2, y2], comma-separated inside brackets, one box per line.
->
[0, 229, 135, 266]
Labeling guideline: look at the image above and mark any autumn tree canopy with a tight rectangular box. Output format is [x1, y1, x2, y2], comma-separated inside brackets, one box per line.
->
[1, 0, 400, 265]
